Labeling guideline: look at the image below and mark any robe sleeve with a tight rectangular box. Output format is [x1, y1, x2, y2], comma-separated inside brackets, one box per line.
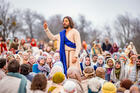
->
[74, 30, 81, 57]
[44, 28, 59, 41]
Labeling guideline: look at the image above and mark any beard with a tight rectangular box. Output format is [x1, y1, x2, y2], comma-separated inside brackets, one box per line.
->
[63, 24, 70, 29]
[137, 65, 140, 69]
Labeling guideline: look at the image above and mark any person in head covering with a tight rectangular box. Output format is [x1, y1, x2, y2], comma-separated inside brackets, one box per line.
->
[110, 60, 125, 87]
[101, 38, 112, 52]
[119, 53, 129, 65]
[119, 53, 130, 78]
[81, 55, 97, 73]
[109, 42, 119, 54]
[30, 38, 37, 47]
[61, 80, 77, 93]
[112, 52, 120, 61]
[7, 54, 15, 63]
[128, 50, 134, 59]
[126, 42, 137, 55]
[48, 66, 64, 80]
[96, 56, 105, 68]
[9, 37, 19, 51]
[22, 52, 29, 64]
[67, 66, 82, 82]
[28, 55, 36, 71]
[118, 48, 123, 54]
[27, 49, 33, 56]
[101, 82, 117, 93]
[32, 43, 40, 59]
[95, 67, 107, 86]
[129, 55, 140, 86]
[32, 56, 50, 76]
[14, 54, 23, 65]
[38, 40, 45, 50]
[19, 39, 25, 50]
[81, 66, 96, 92]
[87, 44, 92, 57]
[88, 78, 102, 93]
[126, 54, 137, 76]
[104, 51, 111, 61]
[47, 72, 65, 93]
[105, 58, 115, 81]
[53, 52, 64, 70]
[91, 43, 103, 56]
[49, 51, 55, 58]
[42, 52, 49, 59]
[46, 54, 53, 69]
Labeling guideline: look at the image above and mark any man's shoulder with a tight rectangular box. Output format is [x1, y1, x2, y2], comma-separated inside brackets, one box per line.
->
[0, 75, 21, 83]
[71, 28, 79, 32]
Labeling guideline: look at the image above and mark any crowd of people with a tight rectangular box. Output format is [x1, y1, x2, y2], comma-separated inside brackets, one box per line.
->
[0, 35, 140, 93]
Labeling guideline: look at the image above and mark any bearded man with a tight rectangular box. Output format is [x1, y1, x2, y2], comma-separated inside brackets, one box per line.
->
[44, 16, 81, 75]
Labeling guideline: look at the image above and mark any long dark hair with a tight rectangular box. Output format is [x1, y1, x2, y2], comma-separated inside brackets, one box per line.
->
[63, 16, 74, 28]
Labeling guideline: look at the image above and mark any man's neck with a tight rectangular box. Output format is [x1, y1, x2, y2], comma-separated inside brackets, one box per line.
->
[66, 27, 72, 32]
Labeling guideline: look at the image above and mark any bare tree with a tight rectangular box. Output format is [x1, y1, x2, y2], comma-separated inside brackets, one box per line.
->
[8, 9, 25, 38]
[47, 14, 63, 35]
[33, 15, 48, 41]
[75, 15, 90, 42]
[131, 18, 140, 53]
[90, 28, 102, 44]
[114, 13, 140, 53]
[103, 25, 114, 43]
[75, 14, 101, 43]
[0, 0, 10, 39]
[114, 14, 134, 47]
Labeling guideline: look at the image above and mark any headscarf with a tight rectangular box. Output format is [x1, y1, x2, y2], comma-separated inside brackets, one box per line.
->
[67, 67, 82, 82]
[37, 56, 50, 75]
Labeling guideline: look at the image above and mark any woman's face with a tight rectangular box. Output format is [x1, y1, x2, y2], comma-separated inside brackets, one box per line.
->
[40, 59, 45, 65]
[98, 58, 103, 64]
[16, 56, 20, 62]
[85, 57, 90, 66]
[114, 55, 118, 60]
[113, 43, 117, 47]
[29, 56, 36, 64]
[115, 62, 121, 69]
[131, 57, 137, 64]
[23, 53, 29, 60]
[54, 55, 60, 61]
[107, 60, 114, 67]
[130, 51, 134, 57]
[47, 57, 52, 63]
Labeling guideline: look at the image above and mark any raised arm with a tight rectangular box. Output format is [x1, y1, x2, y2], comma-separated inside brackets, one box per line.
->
[44, 21, 58, 40]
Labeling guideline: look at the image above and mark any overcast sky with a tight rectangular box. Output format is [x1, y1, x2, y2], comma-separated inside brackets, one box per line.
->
[9, 0, 140, 27]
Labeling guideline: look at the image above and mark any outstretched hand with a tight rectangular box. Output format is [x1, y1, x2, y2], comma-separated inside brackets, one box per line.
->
[44, 21, 48, 30]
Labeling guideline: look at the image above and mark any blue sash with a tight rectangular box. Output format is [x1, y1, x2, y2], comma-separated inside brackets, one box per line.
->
[60, 29, 76, 75]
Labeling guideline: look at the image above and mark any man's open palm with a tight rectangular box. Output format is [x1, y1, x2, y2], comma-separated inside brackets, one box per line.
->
[44, 21, 48, 30]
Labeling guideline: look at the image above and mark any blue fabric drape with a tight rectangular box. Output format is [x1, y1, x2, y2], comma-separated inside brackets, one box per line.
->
[60, 29, 76, 75]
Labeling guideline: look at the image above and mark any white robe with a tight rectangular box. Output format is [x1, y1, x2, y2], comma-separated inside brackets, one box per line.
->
[0, 76, 31, 93]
